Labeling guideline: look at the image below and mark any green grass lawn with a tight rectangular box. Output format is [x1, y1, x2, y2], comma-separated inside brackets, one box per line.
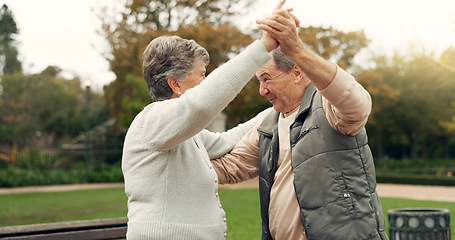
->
[1, 187, 454, 239]
[0, 188, 128, 226]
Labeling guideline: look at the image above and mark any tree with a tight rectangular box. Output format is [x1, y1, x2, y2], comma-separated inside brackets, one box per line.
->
[299, 26, 369, 69]
[440, 46, 455, 71]
[356, 68, 400, 158]
[439, 46, 455, 149]
[0, 4, 21, 74]
[98, 0, 253, 33]
[0, 67, 107, 148]
[364, 49, 455, 159]
[118, 74, 150, 127]
[95, 1, 370, 129]
[441, 102, 455, 134]
[95, 0, 255, 128]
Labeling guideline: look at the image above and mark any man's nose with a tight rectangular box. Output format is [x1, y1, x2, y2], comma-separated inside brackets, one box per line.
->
[259, 83, 269, 96]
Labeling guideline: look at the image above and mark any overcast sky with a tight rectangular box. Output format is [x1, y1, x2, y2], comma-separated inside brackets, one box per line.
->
[4, 0, 455, 91]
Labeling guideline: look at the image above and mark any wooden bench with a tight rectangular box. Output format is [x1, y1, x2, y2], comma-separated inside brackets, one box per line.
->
[0, 218, 127, 240]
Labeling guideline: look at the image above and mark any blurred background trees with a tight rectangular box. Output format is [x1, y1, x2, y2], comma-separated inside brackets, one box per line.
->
[92, 0, 455, 161]
[0, 1, 454, 186]
[0, 67, 108, 148]
[95, 0, 255, 127]
[0, 3, 108, 149]
[0, 4, 21, 75]
[358, 50, 455, 159]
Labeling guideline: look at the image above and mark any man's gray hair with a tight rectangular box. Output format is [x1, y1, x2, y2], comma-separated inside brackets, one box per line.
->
[142, 35, 210, 101]
[272, 47, 295, 73]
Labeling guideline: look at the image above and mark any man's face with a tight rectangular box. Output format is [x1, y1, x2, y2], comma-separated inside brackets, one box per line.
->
[256, 60, 303, 113]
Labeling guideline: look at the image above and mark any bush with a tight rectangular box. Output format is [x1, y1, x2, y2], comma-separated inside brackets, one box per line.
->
[87, 164, 124, 183]
[0, 164, 123, 188]
[375, 158, 455, 186]
[11, 148, 69, 170]
[376, 173, 455, 186]
[0, 146, 124, 187]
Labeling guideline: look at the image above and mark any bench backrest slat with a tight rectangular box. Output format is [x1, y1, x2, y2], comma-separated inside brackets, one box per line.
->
[0, 218, 127, 240]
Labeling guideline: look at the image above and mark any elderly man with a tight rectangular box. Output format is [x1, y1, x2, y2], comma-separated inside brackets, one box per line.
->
[211, 5, 388, 240]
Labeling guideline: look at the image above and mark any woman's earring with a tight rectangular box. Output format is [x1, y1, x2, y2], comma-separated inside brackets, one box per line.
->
[178, 92, 181, 95]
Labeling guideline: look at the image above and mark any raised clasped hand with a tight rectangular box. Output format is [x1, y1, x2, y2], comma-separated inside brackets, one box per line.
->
[257, 0, 302, 57]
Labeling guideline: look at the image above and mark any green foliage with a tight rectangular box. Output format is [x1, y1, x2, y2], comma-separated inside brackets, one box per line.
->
[376, 173, 455, 186]
[375, 158, 454, 173]
[0, 68, 108, 147]
[95, 0, 256, 129]
[86, 164, 124, 183]
[361, 50, 455, 159]
[0, 167, 83, 187]
[100, 0, 254, 33]
[375, 158, 455, 186]
[0, 4, 17, 41]
[10, 148, 66, 170]
[439, 46, 455, 72]
[299, 26, 369, 69]
[0, 4, 21, 74]
[439, 47, 455, 135]
[119, 74, 150, 127]
[0, 163, 123, 188]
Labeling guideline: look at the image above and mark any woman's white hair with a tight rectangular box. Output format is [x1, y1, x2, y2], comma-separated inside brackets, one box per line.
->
[142, 35, 209, 101]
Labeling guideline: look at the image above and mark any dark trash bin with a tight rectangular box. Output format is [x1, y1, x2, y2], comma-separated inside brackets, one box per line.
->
[388, 208, 451, 240]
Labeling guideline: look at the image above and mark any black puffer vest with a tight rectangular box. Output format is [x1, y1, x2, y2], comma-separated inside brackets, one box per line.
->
[257, 84, 388, 240]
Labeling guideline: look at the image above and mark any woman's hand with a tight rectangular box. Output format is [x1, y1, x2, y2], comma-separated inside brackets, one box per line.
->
[260, 31, 278, 52]
[256, 0, 302, 58]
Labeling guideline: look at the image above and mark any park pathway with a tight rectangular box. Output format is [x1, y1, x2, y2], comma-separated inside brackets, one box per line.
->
[219, 177, 455, 202]
[0, 178, 454, 202]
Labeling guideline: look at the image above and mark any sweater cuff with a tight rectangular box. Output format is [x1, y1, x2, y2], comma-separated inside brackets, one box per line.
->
[248, 40, 273, 68]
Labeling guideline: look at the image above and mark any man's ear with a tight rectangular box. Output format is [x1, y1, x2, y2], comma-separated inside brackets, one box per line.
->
[291, 65, 304, 83]
[291, 65, 309, 84]
[167, 77, 181, 94]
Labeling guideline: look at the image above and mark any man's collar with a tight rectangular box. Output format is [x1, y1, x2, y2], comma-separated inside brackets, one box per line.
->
[297, 83, 317, 117]
[258, 83, 317, 135]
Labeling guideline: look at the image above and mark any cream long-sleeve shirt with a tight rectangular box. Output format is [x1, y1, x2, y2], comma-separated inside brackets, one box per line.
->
[212, 66, 372, 240]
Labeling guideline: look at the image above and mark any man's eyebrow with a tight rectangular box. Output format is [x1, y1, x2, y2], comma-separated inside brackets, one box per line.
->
[258, 72, 269, 79]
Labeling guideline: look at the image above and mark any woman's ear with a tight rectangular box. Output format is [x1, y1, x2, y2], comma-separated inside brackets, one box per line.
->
[167, 77, 181, 95]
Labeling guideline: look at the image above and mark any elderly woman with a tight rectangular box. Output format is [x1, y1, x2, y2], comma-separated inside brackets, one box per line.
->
[121, 30, 277, 238]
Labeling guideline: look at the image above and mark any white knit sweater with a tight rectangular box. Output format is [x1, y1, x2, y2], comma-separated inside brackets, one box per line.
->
[122, 40, 271, 240]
